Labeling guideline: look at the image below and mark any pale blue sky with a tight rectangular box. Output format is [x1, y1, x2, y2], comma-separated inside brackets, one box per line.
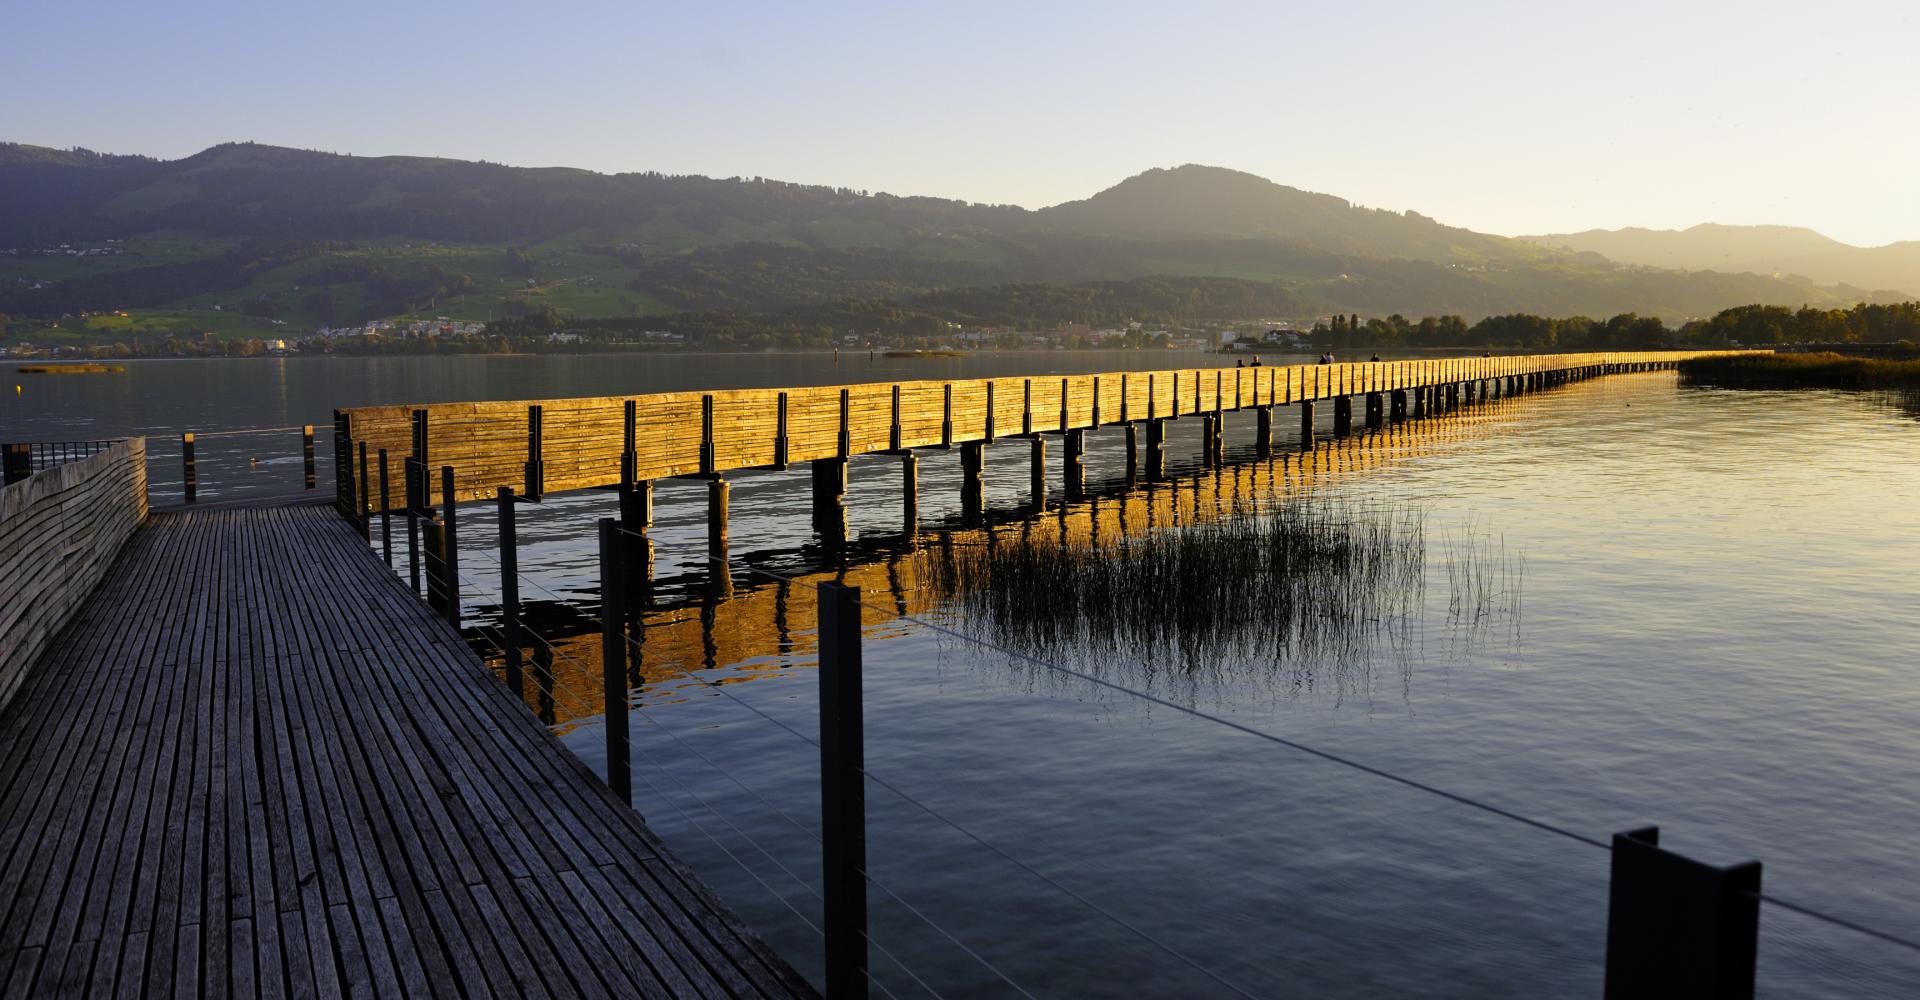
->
[6, 0, 1917, 245]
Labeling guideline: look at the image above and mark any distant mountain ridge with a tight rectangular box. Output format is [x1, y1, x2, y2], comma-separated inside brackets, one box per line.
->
[0, 140, 1908, 329]
[1519, 223, 1920, 296]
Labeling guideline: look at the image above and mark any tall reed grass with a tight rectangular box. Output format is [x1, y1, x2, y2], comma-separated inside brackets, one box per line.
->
[1679, 352, 1920, 389]
[919, 497, 1429, 688]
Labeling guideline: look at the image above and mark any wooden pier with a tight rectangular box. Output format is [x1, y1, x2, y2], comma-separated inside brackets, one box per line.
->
[0, 498, 814, 998]
[332, 351, 1756, 575]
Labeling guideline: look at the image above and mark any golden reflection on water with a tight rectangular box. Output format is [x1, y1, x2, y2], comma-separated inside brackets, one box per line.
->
[479, 388, 1537, 727]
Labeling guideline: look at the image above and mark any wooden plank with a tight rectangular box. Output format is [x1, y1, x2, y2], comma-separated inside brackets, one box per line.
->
[0, 501, 815, 999]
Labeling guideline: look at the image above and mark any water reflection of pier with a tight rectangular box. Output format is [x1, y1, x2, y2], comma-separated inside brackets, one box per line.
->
[488, 397, 1515, 726]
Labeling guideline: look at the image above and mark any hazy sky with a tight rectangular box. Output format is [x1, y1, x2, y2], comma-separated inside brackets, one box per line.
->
[6, 0, 1917, 245]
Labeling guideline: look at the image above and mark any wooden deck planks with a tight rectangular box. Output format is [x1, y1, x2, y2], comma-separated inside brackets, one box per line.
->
[0, 500, 815, 998]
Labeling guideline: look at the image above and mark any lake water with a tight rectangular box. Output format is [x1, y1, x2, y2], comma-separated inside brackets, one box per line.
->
[8, 354, 1919, 997]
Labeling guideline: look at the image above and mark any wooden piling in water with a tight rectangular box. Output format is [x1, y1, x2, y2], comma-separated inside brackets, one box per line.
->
[1145, 418, 1166, 479]
[1256, 406, 1273, 456]
[1300, 399, 1316, 448]
[708, 477, 732, 589]
[1333, 396, 1353, 437]
[1063, 428, 1085, 499]
[1029, 436, 1047, 509]
[961, 440, 986, 521]
[901, 451, 918, 535]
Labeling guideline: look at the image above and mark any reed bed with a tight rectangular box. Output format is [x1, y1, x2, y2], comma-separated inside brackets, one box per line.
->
[1679, 351, 1920, 389]
[919, 497, 1430, 689]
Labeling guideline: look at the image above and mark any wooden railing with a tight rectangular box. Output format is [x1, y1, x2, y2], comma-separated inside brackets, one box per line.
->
[0, 438, 148, 710]
[333, 350, 1761, 513]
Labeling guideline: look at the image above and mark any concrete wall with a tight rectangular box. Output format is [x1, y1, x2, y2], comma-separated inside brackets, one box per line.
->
[0, 438, 148, 712]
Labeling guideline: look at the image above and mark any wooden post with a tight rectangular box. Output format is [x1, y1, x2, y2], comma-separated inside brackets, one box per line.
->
[1256, 407, 1273, 456]
[1028, 436, 1047, 509]
[1145, 418, 1165, 479]
[1605, 827, 1760, 1000]
[181, 432, 197, 504]
[901, 451, 918, 536]
[814, 458, 847, 548]
[890, 385, 903, 452]
[525, 404, 544, 500]
[775, 392, 791, 468]
[700, 394, 716, 474]
[1299, 399, 1315, 449]
[1063, 428, 1084, 500]
[2, 443, 28, 486]
[596, 519, 632, 803]
[302, 425, 316, 490]
[378, 449, 392, 567]
[498, 487, 524, 703]
[1125, 422, 1138, 481]
[423, 519, 447, 615]
[622, 399, 638, 485]
[405, 458, 422, 594]
[1200, 414, 1216, 467]
[1390, 389, 1407, 421]
[620, 479, 654, 601]
[940, 385, 953, 448]
[357, 441, 371, 539]
[708, 477, 731, 584]
[1333, 396, 1353, 437]
[817, 581, 869, 1000]
[440, 465, 459, 629]
[961, 440, 986, 522]
[1366, 392, 1384, 428]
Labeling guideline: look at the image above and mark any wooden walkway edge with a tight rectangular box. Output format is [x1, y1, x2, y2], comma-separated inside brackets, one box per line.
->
[0, 498, 816, 998]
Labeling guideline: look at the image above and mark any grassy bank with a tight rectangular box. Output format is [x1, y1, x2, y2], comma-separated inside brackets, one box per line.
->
[1678, 351, 1920, 389]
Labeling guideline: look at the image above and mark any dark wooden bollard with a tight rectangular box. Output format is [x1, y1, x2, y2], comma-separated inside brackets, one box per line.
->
[181, 432, 197, 504]
[817, 582, 869, 1000]
[1412, 388, 1427, 419]
[1299, 399, 1316, 448]
[814, 457, 847, 544]
[1145, 418, 1166, 478]
[439, 465, 458, 629]
[1366, 392, 1384, 427]
[1391, 389, 1408, 421]
[1605, 827, 1760, 1000]
[901, 451, 918, 536]
[961, 441, 986, 522]
[708, 477, 732, 589]
[375, 448, 391, 565]
[1029, 436, 1047, 509]
[596, 518, 633, 803]
[423, 519, 447, 615]
[1199, 413, 1217, 466]
[1125, 423, 1139, 480]
[1, 443, 29, 485]
[357, 441, 370, 538]
[405, 458, 422, 594]
[303, 424, 316, 491]
[1333, 396, 1353, 437]
[1062, 429, 1084, 499]
[1256, 406, 1273, 456]
[498, 487, 524, 703]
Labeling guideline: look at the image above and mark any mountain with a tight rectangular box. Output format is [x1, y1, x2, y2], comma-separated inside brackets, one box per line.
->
[1518, 223, 1920, 297]
[0, 141, 1907, 336]
[1035, 165, 1529, 261]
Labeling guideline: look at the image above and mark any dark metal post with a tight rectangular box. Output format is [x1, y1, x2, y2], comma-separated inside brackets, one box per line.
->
[1604, 827, 1761, 1000]
[303, 424, 317, 490]
[597, 519, 632, 802]
[181, 432, 197, 504]
[378, 449, 393, 567]
[499, 487, 524, 702]
[525, 404, 544, 500]
[440, 465, 459, 629]
[357, 441, 371, 539]
[818, 582, 869, 1000]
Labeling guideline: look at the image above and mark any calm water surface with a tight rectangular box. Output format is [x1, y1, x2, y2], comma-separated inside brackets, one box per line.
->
[8, 356, 1919, 997]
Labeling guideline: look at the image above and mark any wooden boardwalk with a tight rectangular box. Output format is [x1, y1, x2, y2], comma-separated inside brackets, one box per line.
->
[0, 498, 815, 998]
